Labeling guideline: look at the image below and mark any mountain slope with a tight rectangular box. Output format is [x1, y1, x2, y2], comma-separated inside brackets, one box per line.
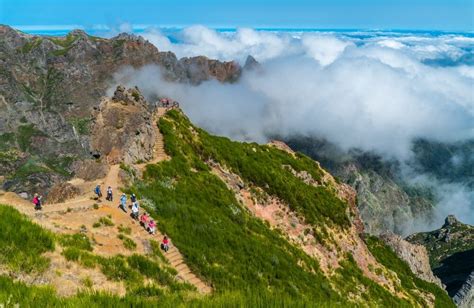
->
[0, 100, 453, 306]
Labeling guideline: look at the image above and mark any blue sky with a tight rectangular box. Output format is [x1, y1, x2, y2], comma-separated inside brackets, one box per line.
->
[1, 0, 473, 31]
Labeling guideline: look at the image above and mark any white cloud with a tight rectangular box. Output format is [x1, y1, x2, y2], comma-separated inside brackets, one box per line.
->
[111, 26, 474, 231]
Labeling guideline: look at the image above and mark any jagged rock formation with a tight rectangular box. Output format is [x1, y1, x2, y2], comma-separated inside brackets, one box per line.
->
[90, 86, 156, 164]
[243, 55, 260, 71]
[407, 215, 474, 304]
[380, 232, 442, 287]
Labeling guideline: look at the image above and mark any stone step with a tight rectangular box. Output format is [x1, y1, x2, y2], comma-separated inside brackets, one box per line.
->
[175, 263, 188, 272]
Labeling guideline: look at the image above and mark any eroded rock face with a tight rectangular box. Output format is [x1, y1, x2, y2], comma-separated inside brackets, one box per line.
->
[71, 159, 109, 181]
[47, 182, 80, 203]
[90, 86, 156, 164]
[380, 232, 443, 287]
[454, 271, 474, 308]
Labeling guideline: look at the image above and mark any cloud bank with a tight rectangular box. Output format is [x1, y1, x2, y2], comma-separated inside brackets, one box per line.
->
[111, 26, 474, 230]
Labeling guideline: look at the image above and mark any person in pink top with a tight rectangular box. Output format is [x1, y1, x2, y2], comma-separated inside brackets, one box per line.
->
[147, 219, 156, 235]
[140, 213, 149, 228]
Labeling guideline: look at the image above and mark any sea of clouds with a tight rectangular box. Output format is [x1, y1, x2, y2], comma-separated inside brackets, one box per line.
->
[110, 26, 474, 231]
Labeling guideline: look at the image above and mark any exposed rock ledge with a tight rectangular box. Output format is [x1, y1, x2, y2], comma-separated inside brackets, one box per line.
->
[454, 271, 474, 308]
[380, 232, 443, 288]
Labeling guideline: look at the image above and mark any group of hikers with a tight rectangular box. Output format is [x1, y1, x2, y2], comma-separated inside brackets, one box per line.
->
[157, 97, 179, 109]
[32, 184, 169, 253]
[94, 184, 170, 252]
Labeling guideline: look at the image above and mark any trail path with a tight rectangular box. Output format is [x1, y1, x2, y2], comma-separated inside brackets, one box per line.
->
[0, 107, 211, 294]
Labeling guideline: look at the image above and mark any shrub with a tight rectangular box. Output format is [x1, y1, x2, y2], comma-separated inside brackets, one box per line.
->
[117, 234, 136, 250]
[0, 204, 54, 273]
[117, 225, 132, 235]
[93, 216, 114, 228]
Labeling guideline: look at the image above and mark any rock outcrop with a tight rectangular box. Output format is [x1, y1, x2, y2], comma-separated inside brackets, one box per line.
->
[407, 216, 474, 303]
[380, 232, 443, 287]
[47, 182, 80, 203]
[71, 159, 109, 181]
[90, 86, 156, 164]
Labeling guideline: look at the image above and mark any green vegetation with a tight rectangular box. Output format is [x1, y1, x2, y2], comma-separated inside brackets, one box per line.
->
[17, 124, 47, 152]
[92, 216, 114, 228]
[62, 247, 189, 292]
[365, 236, 455, 308]
[11, 157, 51, 179]
[128, 109, 448, 305]
[0, 275, 330, 307]
[58, 233, 93, 252]
[48, 34, 79, 57]
[19, 37, 43, 54]
[0, 110, 454, 306]
[117, 234, 137, 250]
[407, 221, 474, 268]
[0, 132, 16, 151]
[49, 34, 79, 48]
[157, 109, 348, 227]
[117, 224, 132, 235]
[0, 204, 55, 273]
[70, 117, 91, 135]
[44, 155, 75, 176]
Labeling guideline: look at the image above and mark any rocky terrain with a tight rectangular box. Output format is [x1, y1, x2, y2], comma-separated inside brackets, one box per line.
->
[407, 215, 474, 305]
[0, 25, 241, 199]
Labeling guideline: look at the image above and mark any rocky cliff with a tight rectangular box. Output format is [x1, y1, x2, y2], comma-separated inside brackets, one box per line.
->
[380, 232, 443, 287]
[90, 86, 156, 164]
[453, 272, 474, 308]
[407, 215, 474, 304]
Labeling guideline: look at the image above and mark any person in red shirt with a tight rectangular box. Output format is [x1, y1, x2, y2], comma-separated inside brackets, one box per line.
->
[161, 235, 169, 252]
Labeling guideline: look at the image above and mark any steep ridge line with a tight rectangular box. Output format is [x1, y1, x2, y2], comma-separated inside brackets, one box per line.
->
[0, 107, 212, 295]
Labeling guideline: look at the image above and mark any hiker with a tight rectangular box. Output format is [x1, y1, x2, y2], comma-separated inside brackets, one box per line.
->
[148, 219, 156, 235]
[32, 193, 42, 211]
[140, 212, 149, 228]
[106, 186, 113, 201]
[119, 193, 127, 212]
[131, 193, 137, 203]
[131, 201, 139, 220]
[161, 235, 169, 252]
[94, 184, 102, 199]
